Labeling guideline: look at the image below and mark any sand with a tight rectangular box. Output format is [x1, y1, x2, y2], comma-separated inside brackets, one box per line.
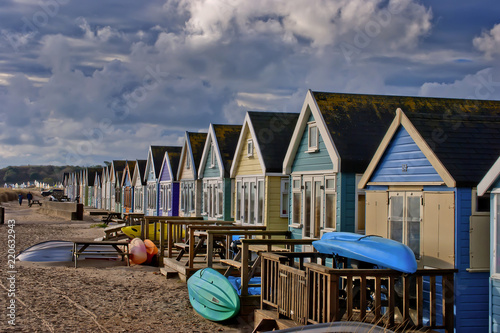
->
[0, 196, 253, 332]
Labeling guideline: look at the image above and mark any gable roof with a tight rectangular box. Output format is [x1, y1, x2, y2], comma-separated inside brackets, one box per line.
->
[132, 160, 147, 186]
[121, 161, 136, 187]
[360, 109, 500, 188]
[199, 124, 242, 178]
[177, 132, 207, 180]
[110, 160, 126, 183]
[159, 147, 183, 181]
[230, 111, 299, 176]
[285, 90, 500, 174]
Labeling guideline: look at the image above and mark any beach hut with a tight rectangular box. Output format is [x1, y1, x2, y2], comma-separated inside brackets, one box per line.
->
[478, 156, 500, 332]
[131, 160, 147, 214]
[230, 111, 299, 230]
[102, 165, 110, 210]
[109, 160, 126, 213]
[158, 147, 182, 216]
[198, 124, 242, 220]
[92, 168, 103, 209]
[121, 161, 136, 214]
[85, 167, 101, 207]
[177, 132, 207, 218]
[359, 106, 500, 332]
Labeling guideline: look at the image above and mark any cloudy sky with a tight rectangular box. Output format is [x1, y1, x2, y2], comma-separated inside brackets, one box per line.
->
[1, 0, 499, 168]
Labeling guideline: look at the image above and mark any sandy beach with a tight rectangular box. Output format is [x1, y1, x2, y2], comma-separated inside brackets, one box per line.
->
[0, 196, 253, 332]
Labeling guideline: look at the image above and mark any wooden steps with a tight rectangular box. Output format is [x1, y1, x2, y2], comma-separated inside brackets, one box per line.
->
[220, 259, 244, 269]
[159, 267, 179, 279]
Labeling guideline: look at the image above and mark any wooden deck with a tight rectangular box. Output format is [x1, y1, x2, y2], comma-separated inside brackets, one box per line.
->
[258, 251, 457, 333]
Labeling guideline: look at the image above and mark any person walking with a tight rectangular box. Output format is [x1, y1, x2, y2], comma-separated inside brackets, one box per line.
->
[27, 192, 33, 206]
[18, 193, 23, 206]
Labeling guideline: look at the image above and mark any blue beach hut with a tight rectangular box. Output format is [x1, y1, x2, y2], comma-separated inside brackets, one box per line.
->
[359, 107, 500, 332]
[478, 156, 500, 332]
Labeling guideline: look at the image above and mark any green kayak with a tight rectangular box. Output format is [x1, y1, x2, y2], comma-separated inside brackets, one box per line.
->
[187, 268, 240, 321]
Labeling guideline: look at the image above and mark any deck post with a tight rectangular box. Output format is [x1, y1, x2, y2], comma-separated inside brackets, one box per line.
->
[241, 242, 249, 296]
[159, 221, 165, 264]
[443, 273, 455, 333]
[207, 232, 214, 268]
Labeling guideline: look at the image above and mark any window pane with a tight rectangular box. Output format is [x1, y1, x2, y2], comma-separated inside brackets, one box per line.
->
[304, 181, 311, 237]
[258, 181, 264, 224]
[406, 196, 421, 258]
[309, 126, 317, 148]
[326, 178, 335, 189]
[282, 192, 289, 216]
[203, 183, 207, 214]
[314, 181, 321, 238]
[293, 192, 301, 225]
[390, 196, 404, 243]
[325, 193, 335, 229]
[250, 182, 255, 224]
[244, 183, 249, 223]
[190, 185, 195, 211]
[293, 179, 300, 189]
[218, 184, 223, 215]
[236, 181, 241, 220]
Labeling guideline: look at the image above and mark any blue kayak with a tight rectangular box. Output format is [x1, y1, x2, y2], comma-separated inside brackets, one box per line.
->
[312, 232, 417, 274]
[187, 268, 240, 321]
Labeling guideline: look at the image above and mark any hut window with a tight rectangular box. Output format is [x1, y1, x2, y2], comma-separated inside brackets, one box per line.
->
[291, 177, 302, 227]
[235, 180, 242, 221]
[186, 153, 191, 169]
[308, 122, 319, 151]
[472, 188, 490, 215]
[202, 182, 208, 215]
[257, 180, 265, 224]
[217, 181, 223, 216]
[280, 178, 290, 218]
[210, 144, 216, 168]
[247, 139, 254, 157]
[190, 182, 195, 212]
[389, 192, 422, 259]
[167, 184, 171, 211]
[324, 176, 336, 230]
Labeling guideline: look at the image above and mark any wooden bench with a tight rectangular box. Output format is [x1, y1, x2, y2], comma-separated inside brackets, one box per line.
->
[103, 223, 127, 240]
[72, 240, 130, 268]
[28, 199, 42, 207]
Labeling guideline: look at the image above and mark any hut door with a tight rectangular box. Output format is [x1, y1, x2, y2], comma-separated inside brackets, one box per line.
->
[365, 191, 388, 238]
[303, 176, 323, 238]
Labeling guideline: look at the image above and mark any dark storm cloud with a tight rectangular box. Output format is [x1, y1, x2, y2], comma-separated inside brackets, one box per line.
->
[0, 0, 498, 167]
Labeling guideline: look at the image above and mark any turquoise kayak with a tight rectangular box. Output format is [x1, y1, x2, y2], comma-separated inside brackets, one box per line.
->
[312, 232, 417, 274]
[187, 268, 240, 321]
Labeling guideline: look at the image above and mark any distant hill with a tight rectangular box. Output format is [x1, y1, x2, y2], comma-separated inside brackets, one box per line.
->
[0, 165, 88, 186]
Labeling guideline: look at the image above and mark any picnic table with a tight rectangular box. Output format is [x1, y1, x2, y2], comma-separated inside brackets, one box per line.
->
[72, 240, 130, 268]
[101, 212, 122, 225]
[28, 199, 42, 207]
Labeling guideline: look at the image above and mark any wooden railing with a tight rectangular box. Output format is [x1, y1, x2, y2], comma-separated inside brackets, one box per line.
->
[261, 252, 457, 332]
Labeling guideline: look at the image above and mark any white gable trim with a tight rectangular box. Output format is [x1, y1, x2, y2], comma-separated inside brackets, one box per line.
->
[283, 90, 340, 174]
[198, 124, 225, 179]
[359, 108, 455, 189]
[144, 147, 156, 183]
[478, 156, 500, 196]
[230, 113, 266, 178]
[158, 152, 175, 182]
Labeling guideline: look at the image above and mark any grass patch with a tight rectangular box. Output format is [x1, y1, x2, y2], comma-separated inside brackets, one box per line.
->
[90, 223, 108, 228]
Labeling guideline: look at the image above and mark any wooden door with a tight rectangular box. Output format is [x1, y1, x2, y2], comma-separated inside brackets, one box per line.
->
[365, 191, 388, 238]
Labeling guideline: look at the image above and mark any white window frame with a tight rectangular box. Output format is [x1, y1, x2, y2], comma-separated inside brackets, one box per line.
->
[493, 191, 500, 278]
[190, 182, 195, 213]
[290, 176, 302, 228]
[388, 191, 423, 259]
[307, 122, 319, 152]
[186, 153, 191, 169]
[238, 176, 264, 226]
[167, 183, 172, 211]
[217, 181, 224, 217]
[280, 178, 290, 218]
[323, 175, 336, 232]
[235, 180, 242, 222]
[302, 176, 324, 238]
[202, 181, 208, 216]
[247, 139, 254, 157]
[210, 144, 216, 168]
